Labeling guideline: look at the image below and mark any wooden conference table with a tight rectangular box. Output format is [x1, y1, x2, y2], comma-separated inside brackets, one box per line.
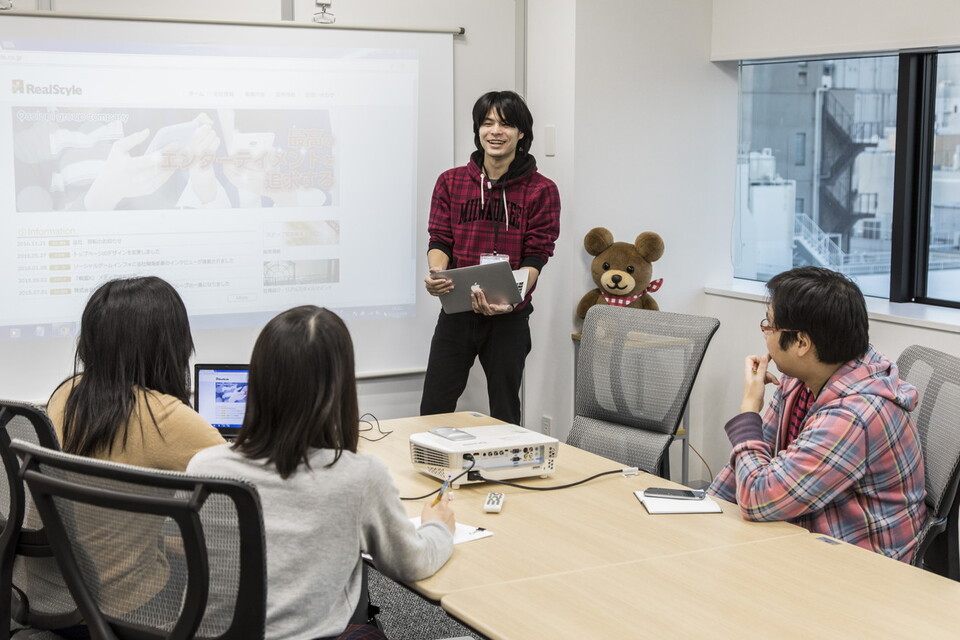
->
[360, 413, 960, 639]
[443, 533, 960, 639]
[358, 412, 804, 601]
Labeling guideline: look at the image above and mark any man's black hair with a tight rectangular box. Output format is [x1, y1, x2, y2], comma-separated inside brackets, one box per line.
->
[472, 90, 534, 156]
[766, 266, 869, 364]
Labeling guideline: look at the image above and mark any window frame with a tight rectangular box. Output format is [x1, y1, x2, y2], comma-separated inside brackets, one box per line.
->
[890, 51, 939, 305]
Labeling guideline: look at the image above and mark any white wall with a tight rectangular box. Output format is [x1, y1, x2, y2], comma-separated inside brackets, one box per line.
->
[540, 0, 736, 481]
[712, 0, 960, 60]
[519, 0, 577, 436]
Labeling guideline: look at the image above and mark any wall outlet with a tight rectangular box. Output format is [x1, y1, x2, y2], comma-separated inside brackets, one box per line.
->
[540, 415, 552, 436]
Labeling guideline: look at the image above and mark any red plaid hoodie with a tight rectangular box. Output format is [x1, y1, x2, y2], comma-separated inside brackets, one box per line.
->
[428, 151, 561, 311]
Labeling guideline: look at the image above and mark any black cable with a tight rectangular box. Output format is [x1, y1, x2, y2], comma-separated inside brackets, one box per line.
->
[358, 413, 393, 442]
[401, 455, 477, 501]
[472, 468, 630, 491]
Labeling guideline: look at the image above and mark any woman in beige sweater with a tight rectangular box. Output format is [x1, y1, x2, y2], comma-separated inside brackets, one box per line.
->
[45, 276, 224, 617]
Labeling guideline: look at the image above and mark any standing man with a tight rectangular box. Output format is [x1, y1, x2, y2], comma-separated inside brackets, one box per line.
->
[708, 267, 927, 562]
[420, 91, 561, 424]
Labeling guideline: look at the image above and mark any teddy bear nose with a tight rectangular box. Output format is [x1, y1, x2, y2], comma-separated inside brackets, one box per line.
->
[611, 274, 622, 284]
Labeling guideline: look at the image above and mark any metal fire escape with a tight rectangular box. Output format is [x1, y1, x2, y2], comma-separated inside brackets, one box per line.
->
[816, 91, 880, 252]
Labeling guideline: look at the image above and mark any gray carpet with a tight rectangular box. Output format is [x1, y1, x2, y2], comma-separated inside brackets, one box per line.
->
[368, 568, 485, 640]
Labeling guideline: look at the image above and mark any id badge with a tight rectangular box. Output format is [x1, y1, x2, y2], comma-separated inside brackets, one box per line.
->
[480, 253, 510, 265]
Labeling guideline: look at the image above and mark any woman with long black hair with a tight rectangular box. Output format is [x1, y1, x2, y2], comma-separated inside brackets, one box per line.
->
[189, 305, 455, 640]
[45, 276, 224, 613]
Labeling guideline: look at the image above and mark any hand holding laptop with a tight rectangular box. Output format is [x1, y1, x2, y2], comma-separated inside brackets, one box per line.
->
[424, 266, 512, 315]
[471, 287, 514, 316]
[424, 267, 454, 296]
[427, 261, 524, 315]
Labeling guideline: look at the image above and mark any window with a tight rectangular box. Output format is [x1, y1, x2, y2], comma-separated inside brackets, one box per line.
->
[735, 57, 898, 299]
[736, 52, 960, 308]
[861, 219, 883, 240]
[794, 132, 806, 166]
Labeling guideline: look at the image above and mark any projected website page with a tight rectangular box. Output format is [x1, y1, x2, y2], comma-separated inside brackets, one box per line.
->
[0, 37, 420, 340]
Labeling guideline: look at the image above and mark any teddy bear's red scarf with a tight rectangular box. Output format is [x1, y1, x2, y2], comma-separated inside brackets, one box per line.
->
[601, 278, 663, 306]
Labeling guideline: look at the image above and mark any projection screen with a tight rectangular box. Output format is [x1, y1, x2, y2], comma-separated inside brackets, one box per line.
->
[0, 12, 454, 400]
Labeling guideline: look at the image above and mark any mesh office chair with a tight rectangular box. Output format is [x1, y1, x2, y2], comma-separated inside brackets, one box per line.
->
[896, 345, 960, 581]
[0, 400, 80, 639]
[568, 306, 720, 478]
[12, 439, 267, 640]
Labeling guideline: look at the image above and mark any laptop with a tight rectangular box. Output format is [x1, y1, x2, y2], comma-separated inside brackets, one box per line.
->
[194, 364, 249, 441]
[435, 261, 524, 314]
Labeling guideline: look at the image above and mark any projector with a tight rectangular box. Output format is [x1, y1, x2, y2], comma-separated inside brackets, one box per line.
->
[410, 424, 559, 487]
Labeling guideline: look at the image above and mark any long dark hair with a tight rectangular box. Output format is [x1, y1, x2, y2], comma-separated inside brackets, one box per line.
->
[234, 306, 359, 479]
[59, 276, 194, 457]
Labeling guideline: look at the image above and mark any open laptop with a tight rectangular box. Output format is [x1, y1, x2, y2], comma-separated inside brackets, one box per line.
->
[194, 364, 249, 441]
[435, 261, 524, 314]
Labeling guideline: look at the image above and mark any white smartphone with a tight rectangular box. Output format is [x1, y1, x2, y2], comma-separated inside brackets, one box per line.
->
[643, 487, 706, 501]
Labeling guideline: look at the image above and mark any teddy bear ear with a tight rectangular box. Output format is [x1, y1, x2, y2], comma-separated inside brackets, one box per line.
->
[635, 232, 665, 262]
[583, 227, 614, 256]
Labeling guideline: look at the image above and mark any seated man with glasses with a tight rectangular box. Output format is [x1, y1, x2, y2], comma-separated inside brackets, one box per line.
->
[708, 266, 927, 563]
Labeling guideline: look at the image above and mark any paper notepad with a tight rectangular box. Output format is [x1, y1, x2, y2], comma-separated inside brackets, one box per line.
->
[410, 517, 494, 544]
[513, 269, 529, 298]
[634, 491, 722, 514]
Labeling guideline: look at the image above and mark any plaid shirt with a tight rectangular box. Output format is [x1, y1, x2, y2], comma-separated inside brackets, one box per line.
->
[709, 347, 927, 562]
[428, 153, 561, 309]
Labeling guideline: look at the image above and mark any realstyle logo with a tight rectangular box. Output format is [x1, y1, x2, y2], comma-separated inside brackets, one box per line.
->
[12, 79, 83, 96]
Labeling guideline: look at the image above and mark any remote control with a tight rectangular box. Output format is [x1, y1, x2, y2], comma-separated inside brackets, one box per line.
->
[483, 492, 505, 513]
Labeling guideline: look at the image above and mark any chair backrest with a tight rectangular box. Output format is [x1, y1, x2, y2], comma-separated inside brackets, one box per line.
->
[1, 399, 60, 542]
[576, 306, 720, 434]
[569, 306, 719, 473]
[12, 439, 267, 640]
[0, 399, 79, 631]
[896, 344, 960, 562]
[896, 345, 960, 519]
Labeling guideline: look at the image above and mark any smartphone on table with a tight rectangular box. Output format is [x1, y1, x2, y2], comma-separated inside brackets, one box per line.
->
[642, 487, 706, 500]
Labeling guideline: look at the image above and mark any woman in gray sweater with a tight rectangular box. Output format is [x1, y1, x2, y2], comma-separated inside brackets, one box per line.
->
[188, 306, 455, 640]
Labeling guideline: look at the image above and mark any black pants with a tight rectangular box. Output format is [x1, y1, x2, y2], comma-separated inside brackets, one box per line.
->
[420, 307, 532, 424]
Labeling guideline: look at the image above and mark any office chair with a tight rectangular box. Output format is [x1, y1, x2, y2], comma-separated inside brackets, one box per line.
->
[896, 345, 960, 581]
[567, 306, 720, 479]
[0, 399, 80, 639]
[12, 439, 267, 640]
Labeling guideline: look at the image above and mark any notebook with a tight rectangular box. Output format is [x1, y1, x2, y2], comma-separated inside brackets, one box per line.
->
[634, 490, 723, 514]
[434, 261, 525, 314]
[194, 364, 249, 440]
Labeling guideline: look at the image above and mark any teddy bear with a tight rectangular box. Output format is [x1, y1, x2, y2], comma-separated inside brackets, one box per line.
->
[576, 227, 665, 318]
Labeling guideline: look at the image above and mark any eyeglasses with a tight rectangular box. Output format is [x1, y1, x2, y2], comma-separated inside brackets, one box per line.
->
[760, 318, 799, 334]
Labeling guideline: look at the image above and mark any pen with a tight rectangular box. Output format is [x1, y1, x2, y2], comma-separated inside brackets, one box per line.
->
[432, 480, 449, 506]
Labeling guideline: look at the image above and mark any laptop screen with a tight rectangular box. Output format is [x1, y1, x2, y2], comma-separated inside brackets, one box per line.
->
[194, 364, 249, 438]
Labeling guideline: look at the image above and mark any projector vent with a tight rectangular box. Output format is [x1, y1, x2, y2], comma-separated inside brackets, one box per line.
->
[411, 444, 450, 468]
